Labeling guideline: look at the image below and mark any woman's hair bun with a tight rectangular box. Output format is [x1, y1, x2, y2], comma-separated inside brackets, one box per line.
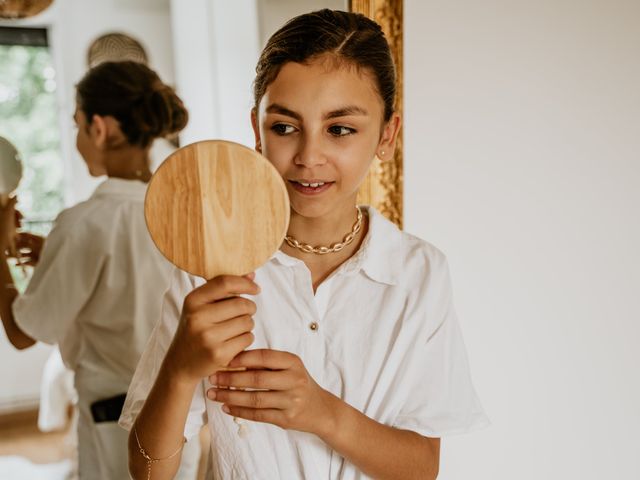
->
[77, 61, 189, 148]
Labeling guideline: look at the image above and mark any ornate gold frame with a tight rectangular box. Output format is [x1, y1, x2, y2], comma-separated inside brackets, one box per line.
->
[350, 0, 403, 228]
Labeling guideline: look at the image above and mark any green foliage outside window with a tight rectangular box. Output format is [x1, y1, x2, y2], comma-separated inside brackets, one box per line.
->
[0, 44, 64, 230]
[1, 44, 65, 291]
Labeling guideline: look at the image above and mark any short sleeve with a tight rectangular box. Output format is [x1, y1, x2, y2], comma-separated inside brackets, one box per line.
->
[393, 255, 490, 437]
[12, 212, 106, 345]
[119, 268, 207, 441]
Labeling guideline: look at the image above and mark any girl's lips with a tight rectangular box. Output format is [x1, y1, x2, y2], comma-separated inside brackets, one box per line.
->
[288, 180, 334, 195]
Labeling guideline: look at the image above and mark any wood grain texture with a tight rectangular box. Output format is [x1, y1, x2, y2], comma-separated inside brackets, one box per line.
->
[145, 140, 290, 279]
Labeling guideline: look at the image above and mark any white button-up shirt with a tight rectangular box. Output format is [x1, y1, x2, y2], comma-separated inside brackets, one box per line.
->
[13, 177, 201, 480]
[120, 206, 489, 479]
[14, 178, 173, 396]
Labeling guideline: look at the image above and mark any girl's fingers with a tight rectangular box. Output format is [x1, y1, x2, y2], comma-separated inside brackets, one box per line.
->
[217, 331, 255, 361]
[189, 296, 256, 326]
[209, 315, 255, 343]
[228, 349, 296, 370]
[220, 405, 282, 426]
[16, 254, 35, 265]
[207, 388, 289, 410]
[209, 369, 293, 391]
[185, 275, 260, 307]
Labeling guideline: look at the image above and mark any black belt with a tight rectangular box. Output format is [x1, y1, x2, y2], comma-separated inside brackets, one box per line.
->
[90, 393, 127, 423]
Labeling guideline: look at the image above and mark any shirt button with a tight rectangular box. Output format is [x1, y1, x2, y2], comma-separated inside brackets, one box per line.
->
[309, 322, 319, 331]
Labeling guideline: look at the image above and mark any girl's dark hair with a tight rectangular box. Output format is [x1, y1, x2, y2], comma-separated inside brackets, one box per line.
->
[76, 61, 188, 148]
[254, 9, 396, 122]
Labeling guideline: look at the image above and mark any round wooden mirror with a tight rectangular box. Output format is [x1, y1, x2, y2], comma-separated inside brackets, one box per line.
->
[145, 140, 290, 280]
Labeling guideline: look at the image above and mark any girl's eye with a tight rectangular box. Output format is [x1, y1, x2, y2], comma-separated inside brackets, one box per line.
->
[328, 125, 356, 137]
[271, 123, 296, 135]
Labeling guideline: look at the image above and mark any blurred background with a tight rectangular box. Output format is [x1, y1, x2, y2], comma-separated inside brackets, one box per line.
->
[0, 0, 638, 479]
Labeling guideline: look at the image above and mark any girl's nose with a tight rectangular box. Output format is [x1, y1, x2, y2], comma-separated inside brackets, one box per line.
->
[295, 134, 327, 168]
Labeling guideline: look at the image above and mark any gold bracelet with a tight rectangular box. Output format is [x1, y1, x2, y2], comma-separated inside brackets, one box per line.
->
[134, 425, 185, 480]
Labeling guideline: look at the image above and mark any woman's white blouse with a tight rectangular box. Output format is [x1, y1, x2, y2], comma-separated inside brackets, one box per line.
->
[120, 206, 489, 479]
[13, 178, 173, 400]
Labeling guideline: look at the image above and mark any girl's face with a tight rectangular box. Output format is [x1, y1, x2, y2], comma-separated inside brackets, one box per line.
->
[252, 56, 400, 220]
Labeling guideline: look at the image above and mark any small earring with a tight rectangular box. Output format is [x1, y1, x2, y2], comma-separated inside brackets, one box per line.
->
[379, 150, 385, 158]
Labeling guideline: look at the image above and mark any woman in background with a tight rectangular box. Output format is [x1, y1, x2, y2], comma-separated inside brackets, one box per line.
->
[0, 61, 198, 479]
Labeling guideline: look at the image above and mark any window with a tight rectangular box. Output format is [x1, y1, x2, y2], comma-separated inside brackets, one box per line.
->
[0, 26, 65, 289]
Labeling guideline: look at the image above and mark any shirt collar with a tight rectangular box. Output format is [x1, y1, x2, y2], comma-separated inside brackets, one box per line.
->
[90, 177, 148, 201]
[270, 206, 403, 285]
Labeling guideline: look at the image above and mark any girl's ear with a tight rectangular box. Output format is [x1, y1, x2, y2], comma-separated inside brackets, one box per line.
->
[89, 114, 108, 150]
[376, 112, 402, 162]
[250, 108, 262, 154]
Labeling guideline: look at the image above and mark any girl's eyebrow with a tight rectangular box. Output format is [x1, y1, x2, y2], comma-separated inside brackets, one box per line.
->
[266, 103, 369, 121]
[266, 104, 301, 121]
[325, 106, 368, 119]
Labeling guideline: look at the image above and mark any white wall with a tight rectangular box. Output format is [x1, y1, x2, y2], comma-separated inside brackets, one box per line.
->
[404, 1, 640, 479]
[170, 0, 261, 147]
[0, 312, 52, 413]
[0, 0, 175, 411]
[257, 0, 347, 47]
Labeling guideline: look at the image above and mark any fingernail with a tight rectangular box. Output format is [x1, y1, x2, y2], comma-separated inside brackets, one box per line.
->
[207, 389, 216, 400]
[222, 405, 230, 414]
[209, 373, 217, 385]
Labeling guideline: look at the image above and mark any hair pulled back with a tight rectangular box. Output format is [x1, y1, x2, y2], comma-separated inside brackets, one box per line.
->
[254, 9, 396, 121]
[76, 61, 188, 148]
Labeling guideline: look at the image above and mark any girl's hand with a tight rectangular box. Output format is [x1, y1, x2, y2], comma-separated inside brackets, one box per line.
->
[164, 274, 260, 385]
[14, 232, 45, 266]
[0, 197, 18, 253]
[207, 350, 338, 436]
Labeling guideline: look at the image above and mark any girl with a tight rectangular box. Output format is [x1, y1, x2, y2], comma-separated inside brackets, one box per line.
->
[122, 9, 489, 480]
[0, 61, 199, 479]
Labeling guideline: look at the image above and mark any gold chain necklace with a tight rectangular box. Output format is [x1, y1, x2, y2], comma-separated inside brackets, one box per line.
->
[284, 206, 363, 255]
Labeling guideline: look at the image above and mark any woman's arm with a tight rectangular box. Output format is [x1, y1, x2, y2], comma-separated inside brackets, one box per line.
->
[0, 198, 35, 349]
[0, 253, 35, 349]
[128, 274, 259, 480]
[209, 350, 440, 480]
